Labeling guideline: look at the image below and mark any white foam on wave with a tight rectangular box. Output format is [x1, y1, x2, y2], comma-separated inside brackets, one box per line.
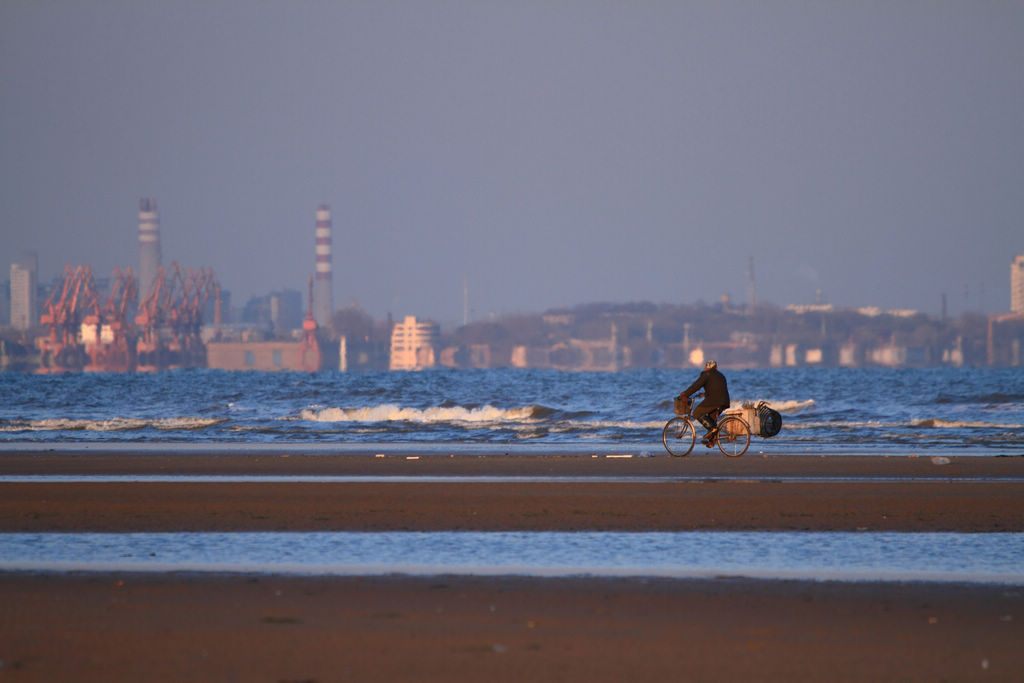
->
[912, 418, 1024, 429]
[151, 417, 227, 431]
[785, 418, 1024, 430]
[0, 417, 225, 432]
[299, 405, 668, 432]
[550, 419, 666, 432]
[782, 420, 885, 430]
[300, 404, 539, 425]
[760, 399, 816, 413]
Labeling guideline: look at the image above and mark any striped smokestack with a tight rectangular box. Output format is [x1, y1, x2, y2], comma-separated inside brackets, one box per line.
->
[138, 198, 161, 301]
[314, 204, 333, 327]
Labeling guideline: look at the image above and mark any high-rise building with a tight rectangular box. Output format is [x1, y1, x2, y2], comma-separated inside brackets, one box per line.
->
[10, 253, 38, 331]
[240, 289, 303, 333]
[1012, 254, 1024, 314]
[314, 204, 333, 328]
[0, 280, 10, 326]
[138, 198, 161, 301]
[389, 315, 438, 370]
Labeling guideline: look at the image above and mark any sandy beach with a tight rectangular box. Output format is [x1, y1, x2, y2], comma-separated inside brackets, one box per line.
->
[2, 450, 1022, 532]
[1, 449, 1022, 681]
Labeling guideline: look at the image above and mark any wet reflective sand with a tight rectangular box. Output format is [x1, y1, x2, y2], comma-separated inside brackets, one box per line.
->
[1, 449, 1022, 681]
[2, 450, 1024, 533]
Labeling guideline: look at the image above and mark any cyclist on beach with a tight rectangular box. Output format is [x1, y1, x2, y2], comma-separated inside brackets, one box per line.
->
[679, 360, 730, 445]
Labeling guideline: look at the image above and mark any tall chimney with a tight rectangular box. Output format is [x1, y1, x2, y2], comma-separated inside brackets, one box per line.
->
[138, 198, 161, 300]
[314, 204, 333, 327]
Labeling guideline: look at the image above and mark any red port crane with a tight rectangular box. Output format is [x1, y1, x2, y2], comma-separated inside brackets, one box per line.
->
[83, 267, 139, 372]
[135, 263, 219, 371]
[36, 265, 100, 373]
[36, 263, 218, 373]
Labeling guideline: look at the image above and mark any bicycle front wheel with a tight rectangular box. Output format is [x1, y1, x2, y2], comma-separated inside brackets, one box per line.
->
[662, 416, 696, 457]
[716, 416, 750, 457]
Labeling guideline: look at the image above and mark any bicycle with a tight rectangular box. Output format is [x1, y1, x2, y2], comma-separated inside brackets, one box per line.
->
[662, 395, 751, 457]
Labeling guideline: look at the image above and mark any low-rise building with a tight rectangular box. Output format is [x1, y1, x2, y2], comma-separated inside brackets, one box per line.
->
[206, 340, 324, 371]
[389, 315, 438, 370]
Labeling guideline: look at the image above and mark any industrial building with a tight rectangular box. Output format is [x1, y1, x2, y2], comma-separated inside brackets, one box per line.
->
[203, 203, 336, 372]
[205, 339, 326, 372]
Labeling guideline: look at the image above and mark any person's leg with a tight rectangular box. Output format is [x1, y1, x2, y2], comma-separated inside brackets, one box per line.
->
[693, 404, 717, 432]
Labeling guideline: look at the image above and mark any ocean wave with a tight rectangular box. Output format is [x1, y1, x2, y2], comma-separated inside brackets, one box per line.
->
[784, 419, 1024, 430]
[0, 368, 1020, 450]
[299, 404, 543, 424]
[935, 393, 1024, 405]
[548, 419, 666, 432]
[0, 417, 226, 432]
[296, 403, 670, 432]
[912, 418, 1024, 429]
[758, 399, 816, 413]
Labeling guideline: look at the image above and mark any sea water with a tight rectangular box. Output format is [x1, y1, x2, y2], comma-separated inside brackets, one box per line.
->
[0, 366, 1021, 452]
[1, 531, 1022, 583]
[2, 367, 1022, 582]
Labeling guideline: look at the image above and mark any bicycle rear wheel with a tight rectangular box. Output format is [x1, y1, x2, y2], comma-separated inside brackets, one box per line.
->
[662, 416, 696, 457]
[715, 416, 750, 457]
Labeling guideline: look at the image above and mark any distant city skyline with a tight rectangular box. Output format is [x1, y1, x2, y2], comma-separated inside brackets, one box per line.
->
[2, 2, 1022, 323]
[5, 231, 1023, 328]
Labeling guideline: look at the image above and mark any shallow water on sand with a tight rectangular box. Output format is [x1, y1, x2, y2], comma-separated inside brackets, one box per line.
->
[2, 531, 1022, 584]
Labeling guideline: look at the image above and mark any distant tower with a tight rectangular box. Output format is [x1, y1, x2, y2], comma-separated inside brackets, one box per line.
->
[1012, 254, 1024, 314]
[746, 256, 757, 313]
[314, 204, 333, 327]
[138, 198, 161, 301]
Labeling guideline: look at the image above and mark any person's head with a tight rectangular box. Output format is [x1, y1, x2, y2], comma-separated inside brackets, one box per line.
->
[704, 360, 717, 371]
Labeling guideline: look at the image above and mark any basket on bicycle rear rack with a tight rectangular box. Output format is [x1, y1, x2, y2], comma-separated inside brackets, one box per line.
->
[673, 396, 691, 415]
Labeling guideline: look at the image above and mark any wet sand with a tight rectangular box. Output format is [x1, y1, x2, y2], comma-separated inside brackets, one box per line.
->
[1, 451, 1022, 532]
[1, 450, 1022, 681]
[3, 573, 1022, 682]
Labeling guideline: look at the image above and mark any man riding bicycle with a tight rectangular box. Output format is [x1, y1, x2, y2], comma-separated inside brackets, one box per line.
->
[679, 360, 730, 445]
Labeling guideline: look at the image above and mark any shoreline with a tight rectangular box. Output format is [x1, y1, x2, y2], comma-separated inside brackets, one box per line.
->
[2, 449, 1022, 473]
[2, 439, 1020, 457]
[5, 564, 1023, 587]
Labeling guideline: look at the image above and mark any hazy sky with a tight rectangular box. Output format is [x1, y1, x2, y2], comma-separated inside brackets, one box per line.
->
[2, 1, 1022, 325]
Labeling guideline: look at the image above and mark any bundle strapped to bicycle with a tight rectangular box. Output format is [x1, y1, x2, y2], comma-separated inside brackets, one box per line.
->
[755, 401, 783, 438]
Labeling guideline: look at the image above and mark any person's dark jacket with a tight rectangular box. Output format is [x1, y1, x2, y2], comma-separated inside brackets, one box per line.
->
[683, 368, 730, 409]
